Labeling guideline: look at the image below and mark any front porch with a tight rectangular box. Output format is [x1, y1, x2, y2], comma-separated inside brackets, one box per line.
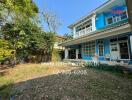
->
[61, 22, 132, 64]
[64, 33, 132, 64]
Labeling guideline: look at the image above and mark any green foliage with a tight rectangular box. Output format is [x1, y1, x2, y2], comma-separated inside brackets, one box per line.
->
[0, 39, 13, 61]
[0, 0, 56, 64]
[52, 49, 61, 62]
[5, 0, 38, 17]
[30, 31, 55, 62]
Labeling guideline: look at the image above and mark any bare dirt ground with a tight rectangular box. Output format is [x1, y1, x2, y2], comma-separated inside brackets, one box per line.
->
[10, 63, 132, 100]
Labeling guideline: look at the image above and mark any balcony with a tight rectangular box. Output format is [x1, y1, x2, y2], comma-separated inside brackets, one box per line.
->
[75, 26, 92, 38]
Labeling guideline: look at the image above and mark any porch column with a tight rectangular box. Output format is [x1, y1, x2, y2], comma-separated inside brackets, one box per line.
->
[65, 48, 69, 59]
[92, 14, 96, 31]
[73, 27, 76, 38]
[76, 49, 79, 59]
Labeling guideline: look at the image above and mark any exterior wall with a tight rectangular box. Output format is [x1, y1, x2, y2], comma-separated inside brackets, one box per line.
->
[73, 5, 128, 38]
[81, 39, 110, 61]
[96, 13, 106, 30]
[64, 0, 132, 64]
[96, 5, 128, 30]
[65, 32, 132, 64]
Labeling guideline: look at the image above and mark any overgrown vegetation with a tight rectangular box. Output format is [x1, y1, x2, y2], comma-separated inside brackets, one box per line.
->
[0, 63, 77, 99]
[85, 62, 132, 78]
[0, 0, 61, 65]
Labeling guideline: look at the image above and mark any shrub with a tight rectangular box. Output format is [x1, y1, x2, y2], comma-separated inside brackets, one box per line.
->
[0, 40, 13, 65]
[52, 49, 61, 62]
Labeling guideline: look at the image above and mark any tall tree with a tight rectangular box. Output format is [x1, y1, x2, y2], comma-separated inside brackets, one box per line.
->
[0, 0, 39, 65]
[42, 10, 61, 33]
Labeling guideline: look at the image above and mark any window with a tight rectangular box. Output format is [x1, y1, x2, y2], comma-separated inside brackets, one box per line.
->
[106, 10, 127, 25]
[113, 16, 117, 23]
[111, 43, 118, 51]
[83, 41, 95, 57]
[116, 16, 121, 22]
[98, 40, 104, 56]
[121, 11, 127, 20]
[107, 16, 122, 25]
[107, 17, 113, 24]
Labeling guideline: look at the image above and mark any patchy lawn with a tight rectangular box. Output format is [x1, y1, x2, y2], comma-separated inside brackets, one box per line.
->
[0, 63, 77, 99]
[0, 63, 132, 100]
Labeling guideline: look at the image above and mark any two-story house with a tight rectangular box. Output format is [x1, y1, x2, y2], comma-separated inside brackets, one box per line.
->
[61, 0, 132, 64]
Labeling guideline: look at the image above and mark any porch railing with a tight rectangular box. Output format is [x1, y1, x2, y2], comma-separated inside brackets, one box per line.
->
[75, 27, 92, 38]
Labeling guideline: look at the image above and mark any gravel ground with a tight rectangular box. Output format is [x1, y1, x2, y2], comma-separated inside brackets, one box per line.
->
[13, 68, 132, 100]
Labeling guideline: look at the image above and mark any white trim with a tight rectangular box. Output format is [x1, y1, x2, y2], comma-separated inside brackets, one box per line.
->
[61, 24, 131, 46]
[110, 41, 120, 60]
[76, 49, 79, 59]
[65, 48, 69, 59]
[105, 10, 128, 26]
[92, 14, 96, 31]
[82, 41, 96, 57]
[130, 35, 132, 54]
[110, 38, 130, 60]
[98, 39, 104, 57]
[106, 16, 122, 25]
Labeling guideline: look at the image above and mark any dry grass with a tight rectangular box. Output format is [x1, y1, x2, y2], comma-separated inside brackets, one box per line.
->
[0, 63, 132, 100]
[0, 63, 77, 85]
[0, 62, 77, 98]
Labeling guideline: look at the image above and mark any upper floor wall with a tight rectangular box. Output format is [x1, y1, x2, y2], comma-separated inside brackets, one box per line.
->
[96, 5, 128, 30]
[71, 0, 128, 39]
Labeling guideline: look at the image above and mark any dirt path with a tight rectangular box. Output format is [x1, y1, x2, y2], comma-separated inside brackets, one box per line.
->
[13, 68, 132, 100]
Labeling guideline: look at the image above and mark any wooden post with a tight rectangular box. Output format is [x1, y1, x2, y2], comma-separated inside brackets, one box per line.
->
[126, 0, 132, 28]
[126, 0, 132, 64]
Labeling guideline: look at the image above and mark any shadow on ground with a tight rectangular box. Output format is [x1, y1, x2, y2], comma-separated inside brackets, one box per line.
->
[1, 68, 132, 100]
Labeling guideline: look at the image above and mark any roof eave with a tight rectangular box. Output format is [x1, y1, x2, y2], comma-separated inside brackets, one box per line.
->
[68, 0, 116, 29]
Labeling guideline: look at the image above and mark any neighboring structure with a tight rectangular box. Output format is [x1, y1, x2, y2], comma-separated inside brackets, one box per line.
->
[52, 35, 66, 61]
[61, 0, 132, 64]
[54, 35, 66, 50]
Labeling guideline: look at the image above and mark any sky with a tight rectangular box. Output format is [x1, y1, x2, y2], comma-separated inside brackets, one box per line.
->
[34, 0, 108, 36]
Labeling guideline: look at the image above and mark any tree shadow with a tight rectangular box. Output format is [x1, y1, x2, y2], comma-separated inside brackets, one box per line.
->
[0, 65, 10, 77]
[0, 67, 132, 100]
[0, 68, 87, 100]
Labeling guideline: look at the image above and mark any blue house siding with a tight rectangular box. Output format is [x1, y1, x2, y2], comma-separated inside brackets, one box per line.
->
[96, 13, 106, 30]
[81, 38, 110, 61]
[81, 44, 92, 60]
[96, 39, 110, 61]
[96, 5, 128, 30]
[104, 39, 110, 55]
[65, 0, 132, 64]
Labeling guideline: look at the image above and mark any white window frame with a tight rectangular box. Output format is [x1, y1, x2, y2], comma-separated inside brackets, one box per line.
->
[106, 10, 128, 25]
[83, 41, 96, 57]
[98, 40, 104, 57]
[106, 16, 113, 25]
[106, 16, 122, 25]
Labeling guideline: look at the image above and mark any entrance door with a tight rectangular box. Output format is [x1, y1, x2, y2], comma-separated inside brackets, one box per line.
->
[119, 42, 129, 59]
[69, 49, 76, 59]
[110, 43, 120, 60]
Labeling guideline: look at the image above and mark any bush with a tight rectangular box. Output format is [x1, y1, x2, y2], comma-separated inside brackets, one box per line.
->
[52, 49, 61, 62]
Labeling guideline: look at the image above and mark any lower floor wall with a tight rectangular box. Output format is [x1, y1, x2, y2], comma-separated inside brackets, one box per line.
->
[66, 32, 132, 64]
[82, 38, 111, 61]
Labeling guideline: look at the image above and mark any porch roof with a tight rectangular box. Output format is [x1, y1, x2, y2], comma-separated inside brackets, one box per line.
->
[60, 22, 131, 47]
